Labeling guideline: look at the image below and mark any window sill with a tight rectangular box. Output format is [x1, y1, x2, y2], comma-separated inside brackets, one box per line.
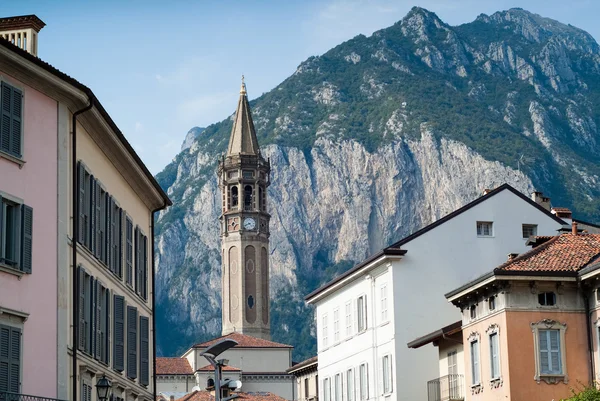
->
[0, 150, 25, 168]
[490, 377, 503, 388]
[0, 263, 25, 279]
[477, 235, 495, 238]
[537, 374, 567, 385]
[470, 383, 483, 395]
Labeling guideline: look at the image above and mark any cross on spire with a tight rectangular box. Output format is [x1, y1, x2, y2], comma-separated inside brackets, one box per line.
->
[227, 77, 259, 156]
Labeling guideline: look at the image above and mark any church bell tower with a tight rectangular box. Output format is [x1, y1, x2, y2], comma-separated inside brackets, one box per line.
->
[218, 78, 271, 340]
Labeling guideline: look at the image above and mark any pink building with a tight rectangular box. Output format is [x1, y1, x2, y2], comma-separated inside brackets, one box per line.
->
[0, 15, 170, 401]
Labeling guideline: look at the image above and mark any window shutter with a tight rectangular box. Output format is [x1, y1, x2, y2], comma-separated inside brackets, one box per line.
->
[78, 266, 86, 351]
[104, 289, 110, 365]
[77, 162, 86, 244]
[95, 183, 102, 260]
[134, 226, 140, 294]
[139, 316, 149, 386]
[95, 281, 102, 360]
[89, 177, 97, 252]
[107, 196, 113, 272]
[142, 234, 148, 300]
[113, 295, 125, 372]
[10, 86, 22, 157]
[6, 326, 20, 393]
[117, 208, 123, 278]
[539, 331, 549, 373]
[0, 325, 10, 392]
[89, 277, 97, 356]
[126, 217, 133, 286]
[1, 83, 11, 154]
[549, 330, 561, 373]
[127, 306, 138, 379]
[20, 204, 33, 273]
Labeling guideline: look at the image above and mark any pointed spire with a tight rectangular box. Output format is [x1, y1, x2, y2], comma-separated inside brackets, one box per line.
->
[227, 76, 260, 156]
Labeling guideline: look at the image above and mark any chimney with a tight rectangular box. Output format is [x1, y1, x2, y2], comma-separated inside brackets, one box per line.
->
[170, 396, 174, 401]
[551, 207, 573, 220]
[507, 253, 519, 261]
[531, 191, 551, 211]
[0, 15, 45, 56]
[572, 221, 578, 235]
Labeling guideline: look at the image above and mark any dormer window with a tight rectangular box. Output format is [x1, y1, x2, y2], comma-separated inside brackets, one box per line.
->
[477, 222, 493, 237]
[470, 305, 477, 319]
[538, 292, 556, 306]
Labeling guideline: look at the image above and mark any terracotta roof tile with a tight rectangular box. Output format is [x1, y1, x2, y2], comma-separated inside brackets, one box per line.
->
[496, 233, 600, 273]
[552, 207, 572, 213]
[196, 364, 241, 372]
[193, 333, 292, 349]
[156, 357, 193, 375]
[176, 390, 286, 401]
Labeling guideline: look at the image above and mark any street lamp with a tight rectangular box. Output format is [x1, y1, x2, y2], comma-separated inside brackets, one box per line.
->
[200, 339, 238, 401]
[95, 375, 112, 401]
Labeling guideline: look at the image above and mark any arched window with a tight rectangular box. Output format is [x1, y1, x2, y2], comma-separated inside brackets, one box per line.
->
[231, 186, 238, 208]
[244, 185, 253, 211]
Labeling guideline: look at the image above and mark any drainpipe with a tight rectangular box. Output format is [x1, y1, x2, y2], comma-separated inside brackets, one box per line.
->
[152, 203, 168, 401]
[584, 292, 595, 385]
[72, 98, 93, 401]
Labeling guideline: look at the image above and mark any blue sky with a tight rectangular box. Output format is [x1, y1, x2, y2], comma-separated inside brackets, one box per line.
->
[3, 0, 599, 174]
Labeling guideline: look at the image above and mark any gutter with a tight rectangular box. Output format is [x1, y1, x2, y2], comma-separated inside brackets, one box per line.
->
[584, 292, 595, 385]
[72, 98, 94, 401]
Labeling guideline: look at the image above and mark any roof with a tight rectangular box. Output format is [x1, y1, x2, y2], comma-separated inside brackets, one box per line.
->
[446, 233, 600, 299]
[306, 184, 564, 302]
[156, 357, 193, 375]
[226, 80, 260, 156]
[0, 15, 46, 32]
[552, 207, 572, 213]
[196, 364, 240, 372]
[176, 390, 286, 401]
[193, 333, 293, 349]
[0, 38, 171, 208]
[407, 321, 462, 349]
[286, 356, 318, 374]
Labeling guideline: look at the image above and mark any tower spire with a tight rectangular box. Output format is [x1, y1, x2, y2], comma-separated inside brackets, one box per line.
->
[227, 76, 259, 156]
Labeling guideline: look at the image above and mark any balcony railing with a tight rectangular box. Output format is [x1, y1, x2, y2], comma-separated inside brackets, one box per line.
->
[0, 392, 68, 401]
[427, 374, 464, 401]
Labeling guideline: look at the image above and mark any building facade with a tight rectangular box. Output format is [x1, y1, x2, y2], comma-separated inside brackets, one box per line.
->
[305, 185, 568, 400]
[0, 15, 170, 401]
[441, 228, 600, 401]
[287, 356, 318, 401]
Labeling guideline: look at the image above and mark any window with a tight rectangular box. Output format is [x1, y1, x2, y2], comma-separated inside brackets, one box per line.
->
[333, 309, 340, 342]
[334, 373, 342, 401]
[0, 323, 21, 392]
[359, 363, 368, 400]
[0, 194, 32, 273]
[596, 288, 600, 303]
[382, 355, 392, 393]
[488, 296, 496, 311]
[346, 369, 354, 401]
[231, 186, 238, 208]
[489, 332, 500, 379]
[77, 266, 109, 364]
[135, 227, 148, 300]
[323, 378, 331, 401]
[113, 295, 125, 372]
[538, 292, 556, 306]
[322, 314, 328, 347]
[522, 224, 538, 239]
[345, 302, 352, 337]
[139, 316, 150, 386]
[125, 216, 133, 287]
[80, 380, 92, 401]
[470, 305, 476, 320]
[0, 82, 23, 158]
[470, 340, 480, 385]
[127, 305, 138, 379]
[476, 221, 493, 237]
[531, 320, 567, 383]
[448, 350, 459, 398]
[380, 284, 388, 322]
[357, 296, 366, 332]
[304, 378, 309, 399]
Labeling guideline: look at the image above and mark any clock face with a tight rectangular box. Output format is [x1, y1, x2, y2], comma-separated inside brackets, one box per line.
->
[243, 217, 256, 230]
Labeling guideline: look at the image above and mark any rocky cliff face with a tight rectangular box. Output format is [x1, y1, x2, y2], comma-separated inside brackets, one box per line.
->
[154, 7, 600, 359]
[180, 127, 206, 151]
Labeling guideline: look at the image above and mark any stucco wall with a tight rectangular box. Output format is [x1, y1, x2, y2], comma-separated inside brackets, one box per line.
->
[293, 369, 318, 401]
[504, 310, 589, 401]
[194, 348, 292, 373]
[0, 71, 58, 398]
[156, 376, 195, 393]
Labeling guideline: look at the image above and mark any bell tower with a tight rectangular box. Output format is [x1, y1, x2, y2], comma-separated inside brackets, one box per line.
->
[218, 78, 271, 340]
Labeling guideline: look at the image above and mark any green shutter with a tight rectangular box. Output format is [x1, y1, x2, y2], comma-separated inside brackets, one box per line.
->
[95, 280, 102, 360]
[105, 289, 110, 365]
[142, 234, 148, 300]
[20, 204, 33, 273]
[126, 217, 133, 286]
[89, 177, 96, 252]
[78, 266, 86, 351]
[0, 324, 22, 393]
[127, 306, 138, 379]
[134, 226, 140, 294]
[113, 295, 125, 372]
[77, 162, 86, 244]
[117, 208, 123, 278]
[95, 183, 102, 259]
[1, 83, 11, 154]
[139, 316, 149, 386]
[90, 277, 96, 356]
[10, 86, 22, 157]
[0, 325, 10, 392]
[107, 196, 113, 272]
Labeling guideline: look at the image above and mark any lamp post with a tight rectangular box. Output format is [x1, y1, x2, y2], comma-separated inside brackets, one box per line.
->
[200, 339, 238, 401]
[95, 375, 112, 401]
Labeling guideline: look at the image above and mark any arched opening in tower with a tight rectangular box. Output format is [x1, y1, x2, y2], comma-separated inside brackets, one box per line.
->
[244, 185, 253, 211]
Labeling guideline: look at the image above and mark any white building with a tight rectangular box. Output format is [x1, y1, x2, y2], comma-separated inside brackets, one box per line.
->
[305, 185, 568, 400]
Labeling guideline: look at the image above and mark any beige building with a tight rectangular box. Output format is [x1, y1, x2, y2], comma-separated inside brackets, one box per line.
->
[287, 357, 318, 401]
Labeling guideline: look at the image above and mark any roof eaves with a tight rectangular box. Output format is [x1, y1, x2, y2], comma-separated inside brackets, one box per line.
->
[0, 38, 172, 208]
[445, 271, 496, 300]
[407, 320, 462, 349]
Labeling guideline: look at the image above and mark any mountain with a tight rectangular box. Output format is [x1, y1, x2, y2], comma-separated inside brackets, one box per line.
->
[180, 126, 205, 151]
[154, 7, 600, 360]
